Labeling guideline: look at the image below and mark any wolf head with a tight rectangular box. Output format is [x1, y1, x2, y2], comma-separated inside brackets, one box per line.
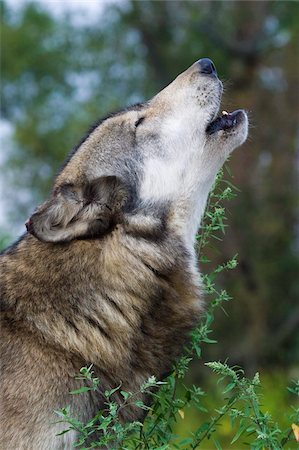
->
[27, 58, 248, 245]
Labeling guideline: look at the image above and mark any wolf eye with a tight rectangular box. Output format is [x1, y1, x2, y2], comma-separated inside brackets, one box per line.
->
[135, 117, 145, 128]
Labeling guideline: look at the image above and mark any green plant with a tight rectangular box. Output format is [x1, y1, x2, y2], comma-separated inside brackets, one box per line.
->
[55, 168, 298, 449]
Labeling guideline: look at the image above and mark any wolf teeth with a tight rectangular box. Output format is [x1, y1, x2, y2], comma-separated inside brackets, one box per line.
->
[222, 110, 228, 115]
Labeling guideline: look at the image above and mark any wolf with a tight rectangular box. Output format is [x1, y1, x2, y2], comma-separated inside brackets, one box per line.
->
[0, 58, 248, 449]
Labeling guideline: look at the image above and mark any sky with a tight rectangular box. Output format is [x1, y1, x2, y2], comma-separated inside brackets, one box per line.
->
[6, 0, 118, 23]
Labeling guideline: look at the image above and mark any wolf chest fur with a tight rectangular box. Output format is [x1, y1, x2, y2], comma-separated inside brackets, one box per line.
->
[0, 58, 248, 449]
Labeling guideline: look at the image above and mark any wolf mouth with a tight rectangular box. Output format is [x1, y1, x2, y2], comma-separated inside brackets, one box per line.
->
[206, 109, 244, 135]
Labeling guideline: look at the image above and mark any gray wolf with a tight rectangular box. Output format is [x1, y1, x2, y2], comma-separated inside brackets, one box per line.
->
[0, 58, 248, 449]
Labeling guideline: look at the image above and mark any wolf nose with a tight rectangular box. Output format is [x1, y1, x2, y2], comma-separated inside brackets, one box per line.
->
[197, 58, 217, 76]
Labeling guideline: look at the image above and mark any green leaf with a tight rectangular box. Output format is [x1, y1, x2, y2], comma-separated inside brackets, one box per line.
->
[223, 382, 236, 393]
[202, 337, 217, 344]
[179, 438, 193, 445]
[212, 436, 222, 450]
[231, 420, 247, 444]
[104, 384, 122, 397]
[194, 421, 210, 435]
[120, 390, 130, 400]
[55, 428, 71, 436]
[54, 406, 70, 418]
[135, 400, 151, 410]
[69, 386, 91, 395]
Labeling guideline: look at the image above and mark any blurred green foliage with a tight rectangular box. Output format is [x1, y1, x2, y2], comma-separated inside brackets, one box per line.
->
[1, 0, 298, 377]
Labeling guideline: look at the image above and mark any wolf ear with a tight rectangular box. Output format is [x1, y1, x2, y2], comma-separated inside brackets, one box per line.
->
[26, 176, 130, 243]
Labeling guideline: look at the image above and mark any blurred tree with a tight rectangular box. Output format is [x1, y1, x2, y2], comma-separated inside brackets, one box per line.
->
[1, 0, 148, 220]
[1, 0, 298, 370]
